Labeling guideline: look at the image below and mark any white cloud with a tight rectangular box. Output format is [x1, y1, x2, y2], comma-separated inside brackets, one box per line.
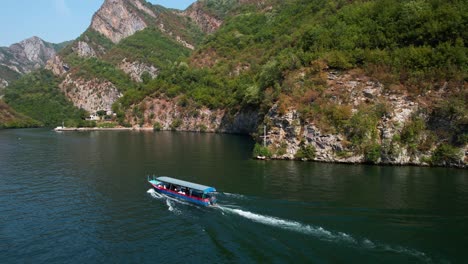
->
[54, 0, 71, 17]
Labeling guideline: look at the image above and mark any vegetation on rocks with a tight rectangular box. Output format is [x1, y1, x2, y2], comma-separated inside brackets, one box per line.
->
[295, 144, 317, 160]
[104, 27, 192, 68]
[253, 143, 272, 158]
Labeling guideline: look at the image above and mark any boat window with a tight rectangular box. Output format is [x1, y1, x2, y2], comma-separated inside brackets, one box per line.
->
[191, 190, 203, 198]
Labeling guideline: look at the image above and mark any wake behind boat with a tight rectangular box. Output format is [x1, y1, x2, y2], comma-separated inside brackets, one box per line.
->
[148, 176, 217, 206]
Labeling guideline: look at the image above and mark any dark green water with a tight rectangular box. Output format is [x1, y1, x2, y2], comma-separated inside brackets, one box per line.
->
[1, 129, 467, 263]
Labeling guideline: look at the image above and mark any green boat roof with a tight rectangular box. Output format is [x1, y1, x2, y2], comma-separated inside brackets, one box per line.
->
[156, 176, 216, 193]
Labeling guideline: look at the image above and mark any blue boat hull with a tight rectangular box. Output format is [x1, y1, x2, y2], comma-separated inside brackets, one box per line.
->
[150, 183, 213, 207]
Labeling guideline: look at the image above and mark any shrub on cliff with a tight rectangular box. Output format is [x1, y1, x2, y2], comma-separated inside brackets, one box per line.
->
[364, 143, 381, 164]
[253, 143, 272, 158]
[170, 119, 182, 130]
[295, 145, 316, 160]
[153, 122, 162, 131]
[431, 144, 462, 166]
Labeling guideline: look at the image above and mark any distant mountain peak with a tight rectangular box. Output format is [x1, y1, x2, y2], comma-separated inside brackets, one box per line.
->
[0, 36, 56, 81]
[9, 36, 55, 65]
[19, 36, 42, 44]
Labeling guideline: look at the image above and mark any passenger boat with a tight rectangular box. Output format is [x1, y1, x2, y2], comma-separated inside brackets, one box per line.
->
[148, 176, 217, 206]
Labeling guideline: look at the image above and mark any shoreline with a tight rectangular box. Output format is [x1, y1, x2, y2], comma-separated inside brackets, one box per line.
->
[54, 127, 154, 132]
[52, 126, 466, 169]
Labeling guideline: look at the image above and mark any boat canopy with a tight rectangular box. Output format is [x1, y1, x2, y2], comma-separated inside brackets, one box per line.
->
[156, 176, 216, 193]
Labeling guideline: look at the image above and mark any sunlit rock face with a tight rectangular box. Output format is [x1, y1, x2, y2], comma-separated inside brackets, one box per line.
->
[0, 36, 56, 75]
[90, 0, 152, 44]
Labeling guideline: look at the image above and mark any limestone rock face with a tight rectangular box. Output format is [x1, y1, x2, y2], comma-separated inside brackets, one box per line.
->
[72, 41, 97, 58]
[0, 78, 8, 89]
[261, 71, 467, 167]
[265, 104, 363, 162]
[119, 59, 159, 82]
[91, 0, 149, 43]
[0, 36, 57, 78]
[45, 55, 69, 76]
[8, 36, 56, 69]
[129, 96, 261, 134]
[60, 75, 121, 113]
[182, 2, 223, 34]
[133, 0, 157, 18]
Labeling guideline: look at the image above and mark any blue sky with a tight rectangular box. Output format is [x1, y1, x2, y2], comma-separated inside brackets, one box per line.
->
[0, 0, 196, 47]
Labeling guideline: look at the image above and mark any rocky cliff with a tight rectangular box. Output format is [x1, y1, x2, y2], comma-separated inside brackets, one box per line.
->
[0, 36, 58, 86]
[182, 2, 223, 34]
[43, 0, 207, 114]
[91, 0, 151, 44]
[119, 59, 159, 82]
[128, 95, 261, 134]
[60, 75, 121, 113]
[261, 71, 467, 168]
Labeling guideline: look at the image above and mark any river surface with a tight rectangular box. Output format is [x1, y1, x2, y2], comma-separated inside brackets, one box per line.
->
[1, 129, 467, 263]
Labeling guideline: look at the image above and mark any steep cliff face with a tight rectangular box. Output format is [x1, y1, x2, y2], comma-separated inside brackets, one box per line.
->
[91, 0, 150, 44]
[72, 41, 98, 58]
[0, 37, 58, 84]
[182, 2, 223, 34]
[262, 71, 467, 168]
[60, 75, 121, 113]
[127, 95, 261, 134]
[43, 0, 207, 114]
[119, 59, 159, 82]
[45, 55, 69, 76]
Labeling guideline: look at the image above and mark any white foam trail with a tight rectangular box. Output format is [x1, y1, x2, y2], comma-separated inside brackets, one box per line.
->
[166, 199, 174, 212]
[220, 206, 431, 262]
[223, 192, 247, 199]
[223, 207, 345, 241]
[147, 189, 181, 213]
[147, 188, 163, 198]
[369, 244, 431, 262]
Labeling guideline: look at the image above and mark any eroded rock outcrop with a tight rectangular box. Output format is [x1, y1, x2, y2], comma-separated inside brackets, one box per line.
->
[60, 75, 121, 113]
[45, 55, 69, 76]
[0, 79, 8, 89]
[262, 72, 466, 168]
[128, 96, 261, 134]
[72, 41, 97, 58]
[91, 0, 149, 44]
[182, 2, 223, 34]
[119, 59, 159, 82]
